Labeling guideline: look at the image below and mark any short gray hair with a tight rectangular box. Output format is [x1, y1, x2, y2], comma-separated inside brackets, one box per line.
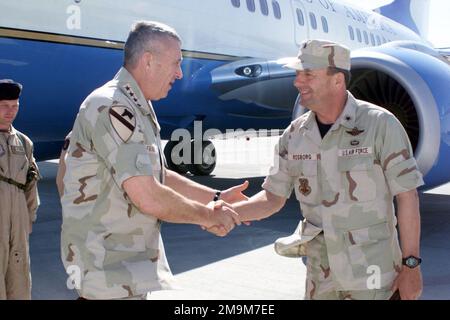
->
[123, 21, 181, 68]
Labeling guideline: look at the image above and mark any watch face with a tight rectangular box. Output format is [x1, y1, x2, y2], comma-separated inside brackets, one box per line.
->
[406, 257, 418, 267]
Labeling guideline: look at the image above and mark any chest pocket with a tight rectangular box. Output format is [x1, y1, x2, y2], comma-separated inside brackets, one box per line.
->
[10, 144, 29, 184]
[338, 156, 376, 202]
[291, 159, 320, 206]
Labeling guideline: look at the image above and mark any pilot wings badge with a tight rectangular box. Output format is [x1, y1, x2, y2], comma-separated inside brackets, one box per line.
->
[346, 127, 365, 136]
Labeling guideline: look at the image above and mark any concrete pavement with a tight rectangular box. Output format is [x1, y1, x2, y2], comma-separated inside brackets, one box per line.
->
[29, 136, 450, 299]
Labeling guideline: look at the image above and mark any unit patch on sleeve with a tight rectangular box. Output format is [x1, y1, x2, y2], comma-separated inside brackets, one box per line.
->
[109, 105, 136, 142]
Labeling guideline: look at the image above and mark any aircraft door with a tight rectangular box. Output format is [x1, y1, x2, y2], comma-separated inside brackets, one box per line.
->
[291, 0, 310, 46]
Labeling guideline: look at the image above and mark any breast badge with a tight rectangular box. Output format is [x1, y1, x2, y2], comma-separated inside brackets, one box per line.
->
[346, 127, 364, 136]
[299, 178, 312, 196]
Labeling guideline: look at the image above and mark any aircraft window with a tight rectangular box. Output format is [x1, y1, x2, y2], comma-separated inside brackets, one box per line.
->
[363, 31, 369, 44]
[309, 12, 317, 30]
[260, 0, 269, 16]
[246, 0, 256, 12]
[370, 33, 375, 46]
[356, 28, 362, 42]
[321, 16, 328, 33]
[272, 1, 281, 19]
[296, 8, 305, 26]
[231, 0, 240, 8]
[376, 35, 381, 45]
[348, 26, 354, 40]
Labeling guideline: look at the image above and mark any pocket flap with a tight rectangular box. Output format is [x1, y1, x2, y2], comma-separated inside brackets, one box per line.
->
[302, 160, 318, 176]
[338, 155, 374, 172]
[345, 221, 390, 246]
[103, 232, 146, 252]
[288, 160, 318, 177]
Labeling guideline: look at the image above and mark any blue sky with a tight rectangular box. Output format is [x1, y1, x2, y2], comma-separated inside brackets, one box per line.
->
[344, 0, 450, 48]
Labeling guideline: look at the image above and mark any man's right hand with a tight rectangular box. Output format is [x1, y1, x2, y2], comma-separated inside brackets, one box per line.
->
[203, 200, 241, 237]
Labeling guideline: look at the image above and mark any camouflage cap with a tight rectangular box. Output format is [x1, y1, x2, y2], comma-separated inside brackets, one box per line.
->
[283, 39, 351, 71]
[0, 79, 23, 100]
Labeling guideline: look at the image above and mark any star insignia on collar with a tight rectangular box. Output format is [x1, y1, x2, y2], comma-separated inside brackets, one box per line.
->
[346, 127, 365, 136]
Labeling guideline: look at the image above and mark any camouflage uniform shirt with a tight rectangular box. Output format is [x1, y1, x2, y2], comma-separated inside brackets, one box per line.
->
[264, 92, 424, 290]
[61, 67, 175, 299]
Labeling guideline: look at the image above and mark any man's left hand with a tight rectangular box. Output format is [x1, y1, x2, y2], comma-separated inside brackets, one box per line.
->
[220, 180, 249, 204]
[391, 266, 422, 300]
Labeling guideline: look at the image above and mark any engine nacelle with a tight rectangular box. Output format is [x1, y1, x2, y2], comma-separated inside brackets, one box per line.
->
[349, 44, 450, 189]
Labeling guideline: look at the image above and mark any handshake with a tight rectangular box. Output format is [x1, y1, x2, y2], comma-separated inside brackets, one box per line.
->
[201, 180, 250, 237]
[202, 200, 246, 237]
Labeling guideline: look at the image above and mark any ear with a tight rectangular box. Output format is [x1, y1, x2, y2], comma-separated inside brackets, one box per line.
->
[334, 72, 345, 87]
[142, 51, 153, 68]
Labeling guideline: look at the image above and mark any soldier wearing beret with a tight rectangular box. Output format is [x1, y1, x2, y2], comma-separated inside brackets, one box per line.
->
[60, 21, 247, 300]
[227, 40, 423, 300]
[0, 79, 40, 299]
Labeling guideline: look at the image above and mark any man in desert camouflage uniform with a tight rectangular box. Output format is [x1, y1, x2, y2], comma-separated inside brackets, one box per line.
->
[0, 79, 40, 299]
[61, 21, 247, 300]
[230, 40, 423, 300]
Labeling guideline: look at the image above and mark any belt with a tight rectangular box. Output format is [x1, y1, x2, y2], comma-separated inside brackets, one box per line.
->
[0, 174, 27, 191]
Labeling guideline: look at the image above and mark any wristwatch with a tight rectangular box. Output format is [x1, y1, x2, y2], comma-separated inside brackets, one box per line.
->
[402, 255, 422, 269]
[213, 190, 221, 202]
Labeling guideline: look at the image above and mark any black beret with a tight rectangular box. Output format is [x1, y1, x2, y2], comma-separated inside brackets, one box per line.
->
[0, 79, 23, 100]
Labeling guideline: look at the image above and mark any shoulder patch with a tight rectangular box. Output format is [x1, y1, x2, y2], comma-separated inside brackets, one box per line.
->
[109, 105, 136, 142]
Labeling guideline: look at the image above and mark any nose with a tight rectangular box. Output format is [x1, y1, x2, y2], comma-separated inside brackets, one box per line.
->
[294, 71, 309, 87]
[176, 66, 183, 80]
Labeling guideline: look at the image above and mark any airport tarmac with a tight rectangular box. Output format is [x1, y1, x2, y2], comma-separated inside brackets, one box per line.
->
[29, 136, 450, 300]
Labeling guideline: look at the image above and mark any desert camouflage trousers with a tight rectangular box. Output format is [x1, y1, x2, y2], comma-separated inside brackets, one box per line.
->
[304, 233, 395, 300]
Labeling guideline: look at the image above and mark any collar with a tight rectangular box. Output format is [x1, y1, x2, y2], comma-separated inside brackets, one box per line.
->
[0, 126, 16, 134]
[332, 91, 358, 130]
[298, 110, 317, 131]
[114, 67, 161, 132]
[115, 67, 152, 116]
[297, 91, 358, 132]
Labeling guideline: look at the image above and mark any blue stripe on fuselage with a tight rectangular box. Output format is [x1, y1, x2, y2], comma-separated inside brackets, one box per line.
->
[1, 36, 291, 160]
